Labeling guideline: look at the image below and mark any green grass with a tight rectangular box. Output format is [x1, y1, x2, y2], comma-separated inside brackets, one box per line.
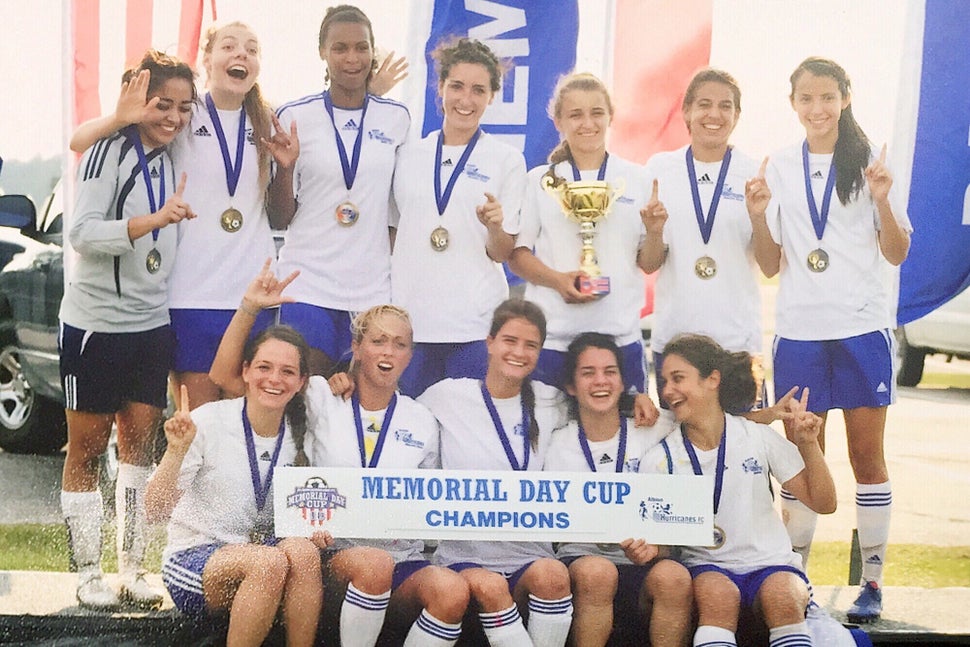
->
[918, 370, 970, 389]
[2, 525, 967, 588]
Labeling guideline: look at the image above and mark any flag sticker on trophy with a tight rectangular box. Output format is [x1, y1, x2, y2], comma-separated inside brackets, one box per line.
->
[541, 169, 625, 297]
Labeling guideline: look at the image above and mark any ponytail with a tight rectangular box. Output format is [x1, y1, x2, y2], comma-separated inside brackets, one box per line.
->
[286, 391, 309, 467]
[520, 378, 540, 450]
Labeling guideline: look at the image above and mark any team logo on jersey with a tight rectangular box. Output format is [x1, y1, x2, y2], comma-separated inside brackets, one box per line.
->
[342, 118, 359, 131]
[513, 422, 527, 437]
[811, 169, 825, 180]
[722, 185, 745, 201]
[286, 477, 347, 525]
[625, 457, 641, 473]
[640, 496, 705, 525]
[394, 429, 425, 449]
[598, 453, 614, 465]
[150, 166, 160, 178]
[742, 457, 764, 474]
[616, 195, 634, 204]
[259, 451, 272, 461]
[194, 125, 211, 137]
[696, 172, 713, 185]
[368, 129, 393, 144]
[464, 164, 490, 182]
[441, 158, 454, 167]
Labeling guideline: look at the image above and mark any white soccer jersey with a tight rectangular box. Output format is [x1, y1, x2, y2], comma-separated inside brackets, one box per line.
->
[391, 131, 526, 343]
[516, 157, 648, 350]
[644, 146, 763, 354]
[764, 142, 913, 340]
[546, 414, 677, 564]
[60, 132, 178, 332]
[167, 106, 277, 310]
[640, 415, 805, 572]
[303, 377, 438, 562]
[162, 397, 302, 556]
[275, 93, 410, 311]
[419, 378, 565, 572]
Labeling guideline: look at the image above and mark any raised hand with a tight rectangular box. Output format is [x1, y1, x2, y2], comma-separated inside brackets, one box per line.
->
[476, 192, 504, 230]
[118, 69, 159, 126]
[163, 384, 197, 455]
[241, 258, 299, 312]
[619, 538, 659, 565]
[784, 387, 822, 446]
[369, 51, 409, 96]
[865, 143, 893, 204]
[640, 179, 667, 235]
[745, 156, 771, 218]
[263, 114, 300, 169]
[158, 172, 196, 225]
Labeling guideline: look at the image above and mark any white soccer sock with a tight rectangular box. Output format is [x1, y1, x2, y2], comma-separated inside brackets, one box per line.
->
[116, 463, 152, 577]
[768, 622, 812, 647]
[61, 489, 104, 576]
[781, 488, 818, 570]
[480, 604, 532, 647]
[340, 583, 391, 647]
[526, 593, 572, 647]
[856, 481, 892, 585]
[403, 608, 462, 647]
[693, 624, 736, 647]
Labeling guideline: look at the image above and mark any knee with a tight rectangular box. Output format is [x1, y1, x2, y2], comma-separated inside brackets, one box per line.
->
[569, 557, 618, 604]
[645, 559, 693, 605]
[250, 547, 290, 595]
[693, 572, 740, 621]
[524, 558, 571, 599]
[343, 547, 394, 593]
[466, 570, 513, 610]
[757, 573, 808, 626]
[423, 567, 471, 619]
[279, 538, 321, 577]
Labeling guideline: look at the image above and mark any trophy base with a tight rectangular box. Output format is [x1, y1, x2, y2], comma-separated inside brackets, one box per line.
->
[576, 275, 611, 297]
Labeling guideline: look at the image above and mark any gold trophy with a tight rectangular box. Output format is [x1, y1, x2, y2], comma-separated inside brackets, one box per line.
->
[541, 170, 625, 296]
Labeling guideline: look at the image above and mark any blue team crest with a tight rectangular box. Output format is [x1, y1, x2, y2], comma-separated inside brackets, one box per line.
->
[721, 184, 744, 201]
[464, 165, 490, 182]
[368, 129, 393, 144]
[742, 457, 764, 474]
[394, 428, 425, 449]
[286, 477, 347, 525]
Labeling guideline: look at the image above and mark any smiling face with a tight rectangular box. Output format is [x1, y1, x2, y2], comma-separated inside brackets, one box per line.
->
[320, 20, 374, 97]
[554, 88, 611, 162]
[790, 71, 849, 152]
[204, 24, 261, 101]
[352, 312, 413, 392]
[486, 317, 542, 385]
[439, 61, 494, 140]
[567, 346, 624, 418]
[242, 337, 307, 413]
[684, 80, 738, 155]
[660, 353, 720, 423]
[137, 77, 195, 149]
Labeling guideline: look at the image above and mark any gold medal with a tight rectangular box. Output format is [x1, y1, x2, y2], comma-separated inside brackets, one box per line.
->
[430, 226, 450, 251]
[220, 207, 243, 233]
[146, 248, 162, 274]
[335, 201, 359, 226]
[807, 248, 829, 273]
[596, 542, 616, 552]
[694, 255, 717, 280]
[708, 524, 726, 550]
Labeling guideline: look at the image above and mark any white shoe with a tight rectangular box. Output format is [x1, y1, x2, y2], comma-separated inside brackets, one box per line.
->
[119, 571, 164, 609]
[77, 573, 120, 610]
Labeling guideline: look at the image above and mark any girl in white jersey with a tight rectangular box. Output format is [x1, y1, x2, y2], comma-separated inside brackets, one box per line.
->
[509, 73, 657, 425]
[643, 334, 835, 647]
[544, 332, 689, 647]
[745, 57, 912, 624]
[70, 23, 279, 410]
[267, 5, 411, 377]
[147, 325, 326, 647]
[391, 38, 526, 397]
[419, 300, 573, 647]
[59, 51, 196, 611]
[210, 265, 472, 647]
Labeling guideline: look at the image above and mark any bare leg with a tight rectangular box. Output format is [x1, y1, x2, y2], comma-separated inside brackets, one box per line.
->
[693, 570, 739, 633]
[566, 555, 617, 647]
[642, 559, 693, 647]
[277, 537, 323, 647]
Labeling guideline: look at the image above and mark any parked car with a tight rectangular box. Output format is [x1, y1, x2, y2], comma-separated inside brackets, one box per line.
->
[0, 188, 66, 454]
[895, 285, 970, 386]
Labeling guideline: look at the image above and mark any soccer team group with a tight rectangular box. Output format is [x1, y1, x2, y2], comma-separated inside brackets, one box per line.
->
[56, 4, 912, 646]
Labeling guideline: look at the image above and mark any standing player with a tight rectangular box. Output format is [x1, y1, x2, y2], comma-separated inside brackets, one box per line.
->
[391, 38, 526, 397]
[59, 51, 195, 610]
[267, 5, 410, 376]
[746, 57, 912, 623]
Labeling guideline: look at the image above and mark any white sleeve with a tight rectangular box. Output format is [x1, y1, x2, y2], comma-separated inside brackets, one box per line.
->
[70, 140, 136, 256]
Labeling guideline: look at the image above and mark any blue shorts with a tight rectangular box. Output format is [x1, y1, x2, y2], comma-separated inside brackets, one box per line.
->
[278, 302, 353, 363]
[688, 564, 808, 610]
[772, 330, 895, 411]
[162, 543, 222, 616]
[392, 559, 432, 591]
[654, 351, 768, 411]
[447, 560, 534, 593]
[170, 308, 276, 373]
[397, 340, 488, 397]
[534, 340, 647, 393]
[59, 323, 173, 412]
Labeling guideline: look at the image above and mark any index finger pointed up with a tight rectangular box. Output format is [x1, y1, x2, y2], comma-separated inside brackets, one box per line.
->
[799, 386, 810, 409]
[179, 383, 191, 414]
[879, 143, 887, 164]
[484, 192, 497, 204]
[651, 178, 659, 201]
[175, 172, 187, 196]
[758, 156, 769, 178]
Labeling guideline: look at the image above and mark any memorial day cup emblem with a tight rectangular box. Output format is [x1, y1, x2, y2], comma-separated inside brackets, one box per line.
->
[286, 477, 348, 526]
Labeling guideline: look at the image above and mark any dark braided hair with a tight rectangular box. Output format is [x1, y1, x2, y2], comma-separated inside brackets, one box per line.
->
[663, 333, 757, 415]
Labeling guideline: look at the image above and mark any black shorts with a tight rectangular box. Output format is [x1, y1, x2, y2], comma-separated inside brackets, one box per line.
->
[59, 322, 174, 413]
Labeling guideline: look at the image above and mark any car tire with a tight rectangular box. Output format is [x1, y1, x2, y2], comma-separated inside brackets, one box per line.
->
[895, 328, 926, 387]
[0, 344, 67, 454]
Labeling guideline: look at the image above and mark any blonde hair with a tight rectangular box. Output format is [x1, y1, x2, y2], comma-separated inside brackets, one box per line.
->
[546, 72, 614, 165]
[348, 305, 413, 374]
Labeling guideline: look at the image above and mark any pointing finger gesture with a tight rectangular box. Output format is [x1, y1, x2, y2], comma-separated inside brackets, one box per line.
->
[640, 179, 667, 235]
[745, 156, 772, 219]
[865, 143, 893, 204]
[476, 192, 504, 230]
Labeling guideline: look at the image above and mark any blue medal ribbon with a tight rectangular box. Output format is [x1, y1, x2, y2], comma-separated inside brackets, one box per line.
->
[480, 381, 530, 471]
[204, 93, 246, 199]
[801, 140, 837, 242]
[680, 419, 726, 515]
[686, 146, 732, 246]
[578, 417, 627, 473]
[434, 129, 482, 216]
[351, 392, 398, 468]
[242, 400, 287, 514]
[127, 127, 166, 245]
[324, 91, 369, 191]
[569, 153, 609, 182]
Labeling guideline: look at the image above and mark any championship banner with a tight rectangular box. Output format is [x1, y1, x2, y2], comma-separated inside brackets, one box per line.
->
[421, 0, 579, 169]
[896, 0, 970, 324]
[274, 467, 713, 545]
